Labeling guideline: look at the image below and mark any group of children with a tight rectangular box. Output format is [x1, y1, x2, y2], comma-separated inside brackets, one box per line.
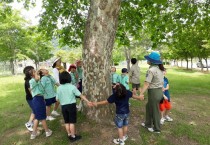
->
[23, 57, 173, 144]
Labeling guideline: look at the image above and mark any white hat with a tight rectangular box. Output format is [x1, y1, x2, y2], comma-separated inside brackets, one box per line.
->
[52, 57, 61, 68]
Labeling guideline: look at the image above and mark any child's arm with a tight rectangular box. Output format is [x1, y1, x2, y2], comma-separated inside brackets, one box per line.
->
[163, 94, 168, 100]
[93, 100, 109, 106]
[139, 81, 150, 100]
[80, 95, 93, 106]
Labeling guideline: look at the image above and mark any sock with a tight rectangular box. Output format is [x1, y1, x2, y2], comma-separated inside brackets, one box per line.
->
[71, 135, 75, 138]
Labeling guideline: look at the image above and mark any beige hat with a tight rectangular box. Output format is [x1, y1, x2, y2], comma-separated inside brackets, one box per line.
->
[52, 57, 61, 68]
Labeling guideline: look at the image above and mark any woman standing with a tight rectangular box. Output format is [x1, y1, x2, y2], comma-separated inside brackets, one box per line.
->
[140, 52, 164, 133]
[51, 58, 65, 116]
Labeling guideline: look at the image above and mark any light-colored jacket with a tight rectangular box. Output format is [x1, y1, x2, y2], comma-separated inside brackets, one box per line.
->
[130, 63, 140, 84]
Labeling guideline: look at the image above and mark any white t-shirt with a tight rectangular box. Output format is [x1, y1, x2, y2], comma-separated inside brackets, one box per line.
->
[52, 68, 60, 84]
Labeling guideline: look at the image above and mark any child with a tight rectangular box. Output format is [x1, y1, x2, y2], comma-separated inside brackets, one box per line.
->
[23, 66, 35, 132]
[160, 69, 173, 125]
[68, 64, 79, 87]
[111, 66, 120, 92]
[76, 60, 83, 93]
[118, 68, 129, 90]
[29, 68, 52, 139]
[56, 71, 91, 142]
[39, 68, 60, 121]
[130, 58, 141, 95]
[93, 84, 143, 145]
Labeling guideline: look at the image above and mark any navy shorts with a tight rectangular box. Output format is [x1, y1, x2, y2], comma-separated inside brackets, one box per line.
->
[27, 99, 35, 113]
[32, 96, 46, 120]
[114, 113, 129, 128]
[45, 97, 56, 106]
[132, 83, 140, 90]
[61, 103, 77, 123]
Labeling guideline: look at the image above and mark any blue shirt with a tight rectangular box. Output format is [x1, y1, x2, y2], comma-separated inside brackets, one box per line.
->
[163, 77, 170, 101]
[107, 90, 133, 114]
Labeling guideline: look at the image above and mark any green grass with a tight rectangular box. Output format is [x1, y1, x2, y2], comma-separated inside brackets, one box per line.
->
[1, 67, 210, 145]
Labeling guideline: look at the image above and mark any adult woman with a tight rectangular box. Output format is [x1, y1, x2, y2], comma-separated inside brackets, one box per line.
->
[140, 52, 164, 133]
[51, 57, 65, 116]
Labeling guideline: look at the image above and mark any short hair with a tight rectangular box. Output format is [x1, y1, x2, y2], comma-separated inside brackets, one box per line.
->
[131, 58, 137, 64]
[59, 71, 71, 84]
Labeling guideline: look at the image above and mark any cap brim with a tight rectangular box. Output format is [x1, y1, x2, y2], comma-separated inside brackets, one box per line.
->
[144, 56, 162, 64]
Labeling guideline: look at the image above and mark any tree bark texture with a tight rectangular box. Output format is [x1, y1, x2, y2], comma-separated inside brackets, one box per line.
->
[82, 0, 121, 124]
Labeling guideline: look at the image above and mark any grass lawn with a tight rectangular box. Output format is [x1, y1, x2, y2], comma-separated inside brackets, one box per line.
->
[0, 66, 210, 145]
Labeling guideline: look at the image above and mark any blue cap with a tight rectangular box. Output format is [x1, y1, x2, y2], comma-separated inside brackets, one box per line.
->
[144, 52, 162, 64]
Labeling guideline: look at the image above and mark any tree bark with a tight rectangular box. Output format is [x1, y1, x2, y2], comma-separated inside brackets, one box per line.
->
[10, 59, 15, 75]
[124, 47, 131, 71]
[82, 0, 121, 124]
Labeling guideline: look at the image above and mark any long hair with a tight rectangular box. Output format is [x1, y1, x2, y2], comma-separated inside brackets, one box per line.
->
[115, 84, 127, 99]
[158, 64, 165, 71]
[23, 66, 34, 80]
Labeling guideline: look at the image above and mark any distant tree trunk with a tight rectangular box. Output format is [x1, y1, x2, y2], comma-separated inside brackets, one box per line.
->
[190, 57, 193, 69]
[204, 58, 208, 71]
[186, 59, 189, 69]
[124, 47, 131, 71]
[82, 0, 121, 124]
[10, 59, 15, 75]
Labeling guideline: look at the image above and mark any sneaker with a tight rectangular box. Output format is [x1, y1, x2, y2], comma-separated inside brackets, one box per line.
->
[69, 135, 82, 142]
[123, 135, 128, 141]
[113, 138, 125, 145]
[165, 116, 173, 122]
[148, 128, 160, 134]
[46, 116, 56, 121]
[30, 131, 40, 139]
[46, 129, 52, 137]
[25, 122, 33, 132]
[160, 118, 165, 125]
[51, 110, 60, 116]
[39, 122, 42, 125]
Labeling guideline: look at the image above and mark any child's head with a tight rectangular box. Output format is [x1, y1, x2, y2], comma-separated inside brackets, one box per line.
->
[76, 60, 82, 67]
[121, 68, 128, 74]
[38, 68, 49, 78]
[23, 66, 34, 80]
[111, 66, 116, 72]
[131, 58, 137, 65]
[68, 64, 77, 72]
[115, 84, 126, 99]
[59, 71, 71, 84]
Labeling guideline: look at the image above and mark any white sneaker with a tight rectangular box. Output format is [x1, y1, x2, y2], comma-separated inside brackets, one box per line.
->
[46, 116, 56, 121]
[25, 122, 33, 132]
[160, 118, 165, 125]
[113, 138, 125, 145]
[123, 135, 128, 141]
[165, 116, 173, 122]
[30, 131, 40, 139]
[51, 110, 60, 116]
[46, 129, 52, 137]
[148, 128, 160, 134]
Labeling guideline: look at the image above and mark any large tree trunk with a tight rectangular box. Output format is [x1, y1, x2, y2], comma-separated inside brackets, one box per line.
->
[82, 0, 121, 124]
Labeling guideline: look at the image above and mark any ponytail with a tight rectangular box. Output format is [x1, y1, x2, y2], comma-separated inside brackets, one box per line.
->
[158, 64, 165, 71]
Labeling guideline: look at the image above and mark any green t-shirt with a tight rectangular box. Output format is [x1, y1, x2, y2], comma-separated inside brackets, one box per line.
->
[70, 72, 78, 86]
[119, 74, 129, 90]
[29, 78, 44, 97]
[56, 83, 81, 105]
[77, 67, 83, 79]
[41, 75, 57, 99]
[111, 72, 120, 84]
